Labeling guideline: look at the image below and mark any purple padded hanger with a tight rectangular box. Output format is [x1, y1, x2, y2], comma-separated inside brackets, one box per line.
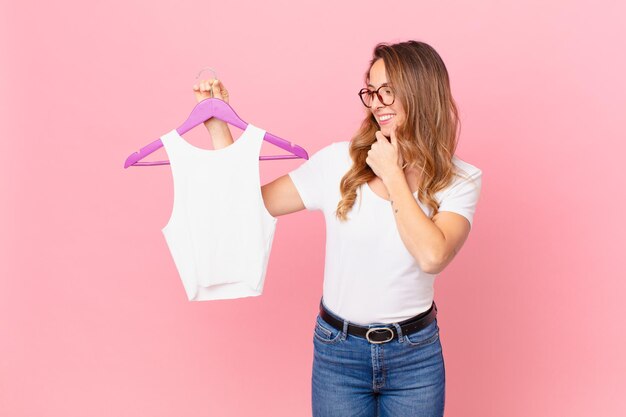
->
[124, 68, 308, 168]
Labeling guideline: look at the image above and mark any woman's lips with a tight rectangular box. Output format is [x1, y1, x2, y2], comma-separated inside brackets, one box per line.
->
[378, 114, 395, 125]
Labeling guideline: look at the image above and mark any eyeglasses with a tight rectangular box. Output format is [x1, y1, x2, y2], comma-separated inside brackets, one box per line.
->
[358, 85, 395, 108]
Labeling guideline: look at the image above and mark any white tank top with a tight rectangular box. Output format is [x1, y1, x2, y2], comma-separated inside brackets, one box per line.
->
[159, 123, 278, 301]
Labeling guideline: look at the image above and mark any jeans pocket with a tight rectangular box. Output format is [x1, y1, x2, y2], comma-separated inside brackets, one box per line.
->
[313, 314, 343, 344]
[404, 319, 440, 347]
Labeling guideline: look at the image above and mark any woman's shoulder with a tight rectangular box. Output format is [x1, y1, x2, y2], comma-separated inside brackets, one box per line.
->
[311, 140, 349, 153]
[324, 140, 350, 152]
[433, 155, 482, 200]
[333, 140, 351, 157]
[314, 140, 351, 163]
[451, 154, 482, 178]
[316, 141, 352, 178]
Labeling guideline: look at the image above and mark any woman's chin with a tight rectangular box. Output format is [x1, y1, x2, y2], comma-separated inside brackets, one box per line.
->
[378, 124, 394, 137]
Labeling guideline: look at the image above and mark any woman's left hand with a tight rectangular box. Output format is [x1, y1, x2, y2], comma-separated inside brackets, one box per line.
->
[366, 128, 405, 182]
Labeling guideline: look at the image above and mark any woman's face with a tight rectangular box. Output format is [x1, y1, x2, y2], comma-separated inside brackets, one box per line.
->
[368, 58, 406, 137]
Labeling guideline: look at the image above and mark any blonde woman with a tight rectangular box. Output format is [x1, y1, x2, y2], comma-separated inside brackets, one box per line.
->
[194, 39, 482, 417]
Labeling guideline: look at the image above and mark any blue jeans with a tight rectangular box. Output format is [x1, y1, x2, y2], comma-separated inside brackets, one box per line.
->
[312, 300, 445, 417]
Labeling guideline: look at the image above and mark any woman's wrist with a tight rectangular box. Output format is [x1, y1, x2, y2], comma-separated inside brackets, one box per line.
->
[204, 118, 234, 149]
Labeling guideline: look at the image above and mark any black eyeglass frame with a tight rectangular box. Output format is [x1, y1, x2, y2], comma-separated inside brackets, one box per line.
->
[358, 85, 396, 108]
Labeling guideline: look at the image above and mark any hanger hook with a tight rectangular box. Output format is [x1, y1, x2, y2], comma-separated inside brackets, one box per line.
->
[195, 66, 218, 98]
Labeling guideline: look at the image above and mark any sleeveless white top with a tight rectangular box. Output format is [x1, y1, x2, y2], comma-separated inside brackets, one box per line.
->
[160, 123, 278, 301]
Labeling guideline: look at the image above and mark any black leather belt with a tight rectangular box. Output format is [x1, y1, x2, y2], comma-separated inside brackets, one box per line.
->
[319, 299, 437, 344]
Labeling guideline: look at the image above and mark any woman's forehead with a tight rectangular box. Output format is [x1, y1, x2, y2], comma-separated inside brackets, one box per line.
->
[368, 60, 388, 87]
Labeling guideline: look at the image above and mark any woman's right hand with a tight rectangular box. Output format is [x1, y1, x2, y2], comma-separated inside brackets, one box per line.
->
[192, 78, 229, 103]
[192, 78, 234, 148]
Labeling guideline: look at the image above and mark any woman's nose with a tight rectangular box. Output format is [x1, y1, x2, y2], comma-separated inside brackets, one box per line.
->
[371, 93, 386, 108]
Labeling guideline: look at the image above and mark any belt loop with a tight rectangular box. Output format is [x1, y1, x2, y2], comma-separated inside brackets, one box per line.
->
[341, 319, 349, 341]
[391, 322, 404, 342]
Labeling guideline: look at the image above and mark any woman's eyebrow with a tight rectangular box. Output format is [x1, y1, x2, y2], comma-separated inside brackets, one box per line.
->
[367, 82, 390, 88]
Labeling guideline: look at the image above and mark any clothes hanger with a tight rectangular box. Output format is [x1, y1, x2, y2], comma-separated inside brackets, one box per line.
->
[124, 66, 309, 168]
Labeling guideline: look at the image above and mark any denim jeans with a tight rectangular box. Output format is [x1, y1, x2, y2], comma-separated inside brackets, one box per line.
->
[312, 299, 445, 417]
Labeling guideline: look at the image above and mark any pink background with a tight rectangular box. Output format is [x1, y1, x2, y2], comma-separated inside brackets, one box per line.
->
[1, 0, 624, 416]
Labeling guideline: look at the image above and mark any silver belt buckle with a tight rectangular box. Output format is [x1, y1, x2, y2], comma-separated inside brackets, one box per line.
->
[365, 327, 394, 344]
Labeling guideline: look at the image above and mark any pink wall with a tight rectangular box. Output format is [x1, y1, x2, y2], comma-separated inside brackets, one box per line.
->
[1, 0, 624, 416]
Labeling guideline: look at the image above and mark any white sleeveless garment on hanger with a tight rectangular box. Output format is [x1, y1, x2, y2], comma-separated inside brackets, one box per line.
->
[159, 123, 278, 301]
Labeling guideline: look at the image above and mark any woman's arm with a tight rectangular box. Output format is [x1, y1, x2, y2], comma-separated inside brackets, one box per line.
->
[261, 175, 306, 217]
[384, 170, 469, 274]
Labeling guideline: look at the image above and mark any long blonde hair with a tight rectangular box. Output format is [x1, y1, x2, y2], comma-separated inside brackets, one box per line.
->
[335, 40, 471, 222]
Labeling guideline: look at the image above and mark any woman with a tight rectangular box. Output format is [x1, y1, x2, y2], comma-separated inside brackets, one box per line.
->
[193, 40, 482, 417]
